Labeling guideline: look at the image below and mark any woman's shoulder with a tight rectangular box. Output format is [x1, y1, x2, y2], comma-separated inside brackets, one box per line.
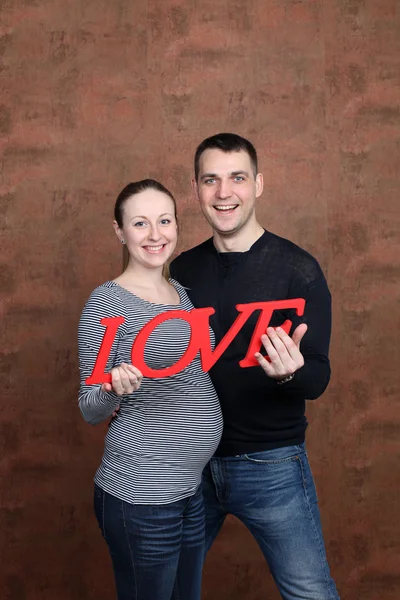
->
[86, 281, 120, 301]
[82, 281, 129, 316]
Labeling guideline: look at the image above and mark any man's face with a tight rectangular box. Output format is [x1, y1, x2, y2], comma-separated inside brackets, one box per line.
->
[193, 149, 263, 236]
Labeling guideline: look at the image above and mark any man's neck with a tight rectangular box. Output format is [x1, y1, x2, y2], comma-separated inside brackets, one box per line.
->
[213, 222, 264, 253]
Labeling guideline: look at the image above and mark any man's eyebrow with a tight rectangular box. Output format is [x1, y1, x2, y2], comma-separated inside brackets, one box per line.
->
[231, 170, 249, 177]
[200, 170, 250, 180]
[200, 173, 218, 180]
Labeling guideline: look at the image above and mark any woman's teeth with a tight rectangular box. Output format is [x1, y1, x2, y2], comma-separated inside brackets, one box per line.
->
[144, 245, 164, 253]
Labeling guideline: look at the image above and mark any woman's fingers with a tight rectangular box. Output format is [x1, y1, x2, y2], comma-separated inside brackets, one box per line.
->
[112, 405, 120, 418]
[127, 364, 143, 381]
[110, 366, 124, 396]
[110, 363, 143, 396]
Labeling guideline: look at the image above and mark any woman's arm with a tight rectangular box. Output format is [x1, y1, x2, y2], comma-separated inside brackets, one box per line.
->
[78, 286, 137, 425]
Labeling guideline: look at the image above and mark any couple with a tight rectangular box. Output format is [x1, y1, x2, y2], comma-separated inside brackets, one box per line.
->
[78, 133, 339, 600]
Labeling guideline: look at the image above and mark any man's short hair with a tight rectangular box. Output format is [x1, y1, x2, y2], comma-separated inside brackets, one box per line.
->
[194, 133, 258, 181]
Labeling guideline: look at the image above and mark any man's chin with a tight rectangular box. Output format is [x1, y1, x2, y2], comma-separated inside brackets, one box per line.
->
[213, 222, 243, 236]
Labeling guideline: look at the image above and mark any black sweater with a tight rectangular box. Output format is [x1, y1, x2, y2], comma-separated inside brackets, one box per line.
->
[170, 230, 332, 456]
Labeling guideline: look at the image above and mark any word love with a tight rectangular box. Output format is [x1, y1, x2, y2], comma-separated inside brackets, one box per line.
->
[86, 298, 305, 382]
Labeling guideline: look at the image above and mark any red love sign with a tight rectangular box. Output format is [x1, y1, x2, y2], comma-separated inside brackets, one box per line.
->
[85, 298, 305, 383]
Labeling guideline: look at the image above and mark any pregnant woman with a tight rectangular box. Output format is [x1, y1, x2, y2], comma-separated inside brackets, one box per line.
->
[78, 179, 223, 600]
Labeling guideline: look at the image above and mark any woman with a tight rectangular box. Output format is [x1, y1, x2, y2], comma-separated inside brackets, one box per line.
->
[78, 179, 223, 600]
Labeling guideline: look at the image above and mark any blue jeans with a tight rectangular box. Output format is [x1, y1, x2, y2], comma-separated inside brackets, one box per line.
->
[203, 443, 340, 600]
[94, 484, 205, 600]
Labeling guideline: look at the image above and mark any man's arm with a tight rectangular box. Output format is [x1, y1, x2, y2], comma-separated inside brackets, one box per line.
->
[256, 275, 332, 400]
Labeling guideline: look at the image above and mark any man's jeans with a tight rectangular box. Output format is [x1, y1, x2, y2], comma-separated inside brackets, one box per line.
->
[94, 484, 205, 600]
[203, 443, 340, 600]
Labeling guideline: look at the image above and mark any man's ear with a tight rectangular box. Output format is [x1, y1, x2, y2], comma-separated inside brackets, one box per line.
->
[255, 173, 264, 198]
[191, 177, 199, 200]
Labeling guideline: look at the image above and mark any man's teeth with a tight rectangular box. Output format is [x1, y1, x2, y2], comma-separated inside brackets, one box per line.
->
[215, 205, 237, 211]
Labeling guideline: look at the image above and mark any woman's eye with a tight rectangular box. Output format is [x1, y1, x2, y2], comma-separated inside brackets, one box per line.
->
[160, 218, 171, 225]
[134, 221, 146, 227]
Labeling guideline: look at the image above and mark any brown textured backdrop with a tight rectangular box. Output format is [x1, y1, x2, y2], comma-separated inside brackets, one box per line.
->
[1, 0, 399, 598]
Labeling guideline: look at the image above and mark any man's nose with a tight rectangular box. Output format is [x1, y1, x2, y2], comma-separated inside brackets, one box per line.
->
[217, 180, 232, 199]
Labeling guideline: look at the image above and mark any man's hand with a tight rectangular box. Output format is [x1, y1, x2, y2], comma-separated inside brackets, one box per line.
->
[254, 324, 308, 381]
[101, 363, 143, 396]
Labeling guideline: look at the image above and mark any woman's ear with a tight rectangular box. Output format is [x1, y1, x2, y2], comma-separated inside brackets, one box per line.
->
[113, 220, 124, 244]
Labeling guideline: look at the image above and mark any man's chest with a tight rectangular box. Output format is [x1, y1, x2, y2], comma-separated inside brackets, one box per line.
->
[182, 262, 297, 343]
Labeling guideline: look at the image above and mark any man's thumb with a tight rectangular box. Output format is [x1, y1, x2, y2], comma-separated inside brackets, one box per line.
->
[292, 323, 308, 347]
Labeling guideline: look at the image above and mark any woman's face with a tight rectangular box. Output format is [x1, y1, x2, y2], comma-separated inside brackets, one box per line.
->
[115, 189, 178, 272]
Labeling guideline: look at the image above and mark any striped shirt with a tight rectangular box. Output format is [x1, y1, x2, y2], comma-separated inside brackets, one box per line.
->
[78, 280, 223, 505]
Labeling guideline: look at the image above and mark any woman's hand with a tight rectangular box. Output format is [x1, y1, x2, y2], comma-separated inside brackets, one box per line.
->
[101, 363, 143, 396]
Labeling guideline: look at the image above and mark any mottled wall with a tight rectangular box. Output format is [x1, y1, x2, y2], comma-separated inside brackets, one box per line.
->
[1, 1, 399, 599]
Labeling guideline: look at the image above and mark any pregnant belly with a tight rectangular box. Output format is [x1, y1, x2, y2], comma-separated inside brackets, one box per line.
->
[106, 401, 223, 470]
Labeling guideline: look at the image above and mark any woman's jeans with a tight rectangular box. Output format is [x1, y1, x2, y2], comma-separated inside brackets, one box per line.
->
[94, 484, 205, 600]
[203, 443, 340, 600]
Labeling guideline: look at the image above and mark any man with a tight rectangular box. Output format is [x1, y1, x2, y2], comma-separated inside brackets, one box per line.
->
[170, 133, 339, 599]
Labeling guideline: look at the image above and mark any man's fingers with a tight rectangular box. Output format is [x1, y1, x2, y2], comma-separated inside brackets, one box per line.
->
[274, 327, 304, 364]
[256, 325, 306, 380]
[291, 323, 308, 347]
[260, 332, 280, 363]
[101, 382, 112, 393]
[260, 333, 288, 377]
[265, 327, 288, 356]
[254, 352, 275, 376]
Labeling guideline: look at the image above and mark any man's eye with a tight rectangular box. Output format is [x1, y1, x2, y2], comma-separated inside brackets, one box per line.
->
[204, 178, 216, 184]
[234, 176, 245, 182]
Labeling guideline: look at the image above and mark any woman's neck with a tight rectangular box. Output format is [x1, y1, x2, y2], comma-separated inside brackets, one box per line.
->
[117, 262, 165, 289]
[113, 262, 179, 305]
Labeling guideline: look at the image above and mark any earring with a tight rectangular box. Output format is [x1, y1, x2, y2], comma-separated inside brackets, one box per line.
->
[121, 239, 125, 244]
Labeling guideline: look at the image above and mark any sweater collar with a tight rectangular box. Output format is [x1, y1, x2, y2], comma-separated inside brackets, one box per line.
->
[207, 229, 270, 256]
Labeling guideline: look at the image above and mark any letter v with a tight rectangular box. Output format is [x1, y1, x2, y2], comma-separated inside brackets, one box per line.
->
[199, 302, 266, 371]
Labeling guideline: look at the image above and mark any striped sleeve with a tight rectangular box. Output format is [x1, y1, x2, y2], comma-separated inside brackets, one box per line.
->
[78, 286, 127, 425]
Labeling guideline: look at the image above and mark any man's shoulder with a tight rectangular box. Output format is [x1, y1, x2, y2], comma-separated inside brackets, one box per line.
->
[261, 230, 325, 283]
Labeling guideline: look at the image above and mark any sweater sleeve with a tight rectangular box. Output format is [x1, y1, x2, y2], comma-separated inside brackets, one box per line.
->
[277, 274, 332, 401]
[78, 286, 125, 425]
